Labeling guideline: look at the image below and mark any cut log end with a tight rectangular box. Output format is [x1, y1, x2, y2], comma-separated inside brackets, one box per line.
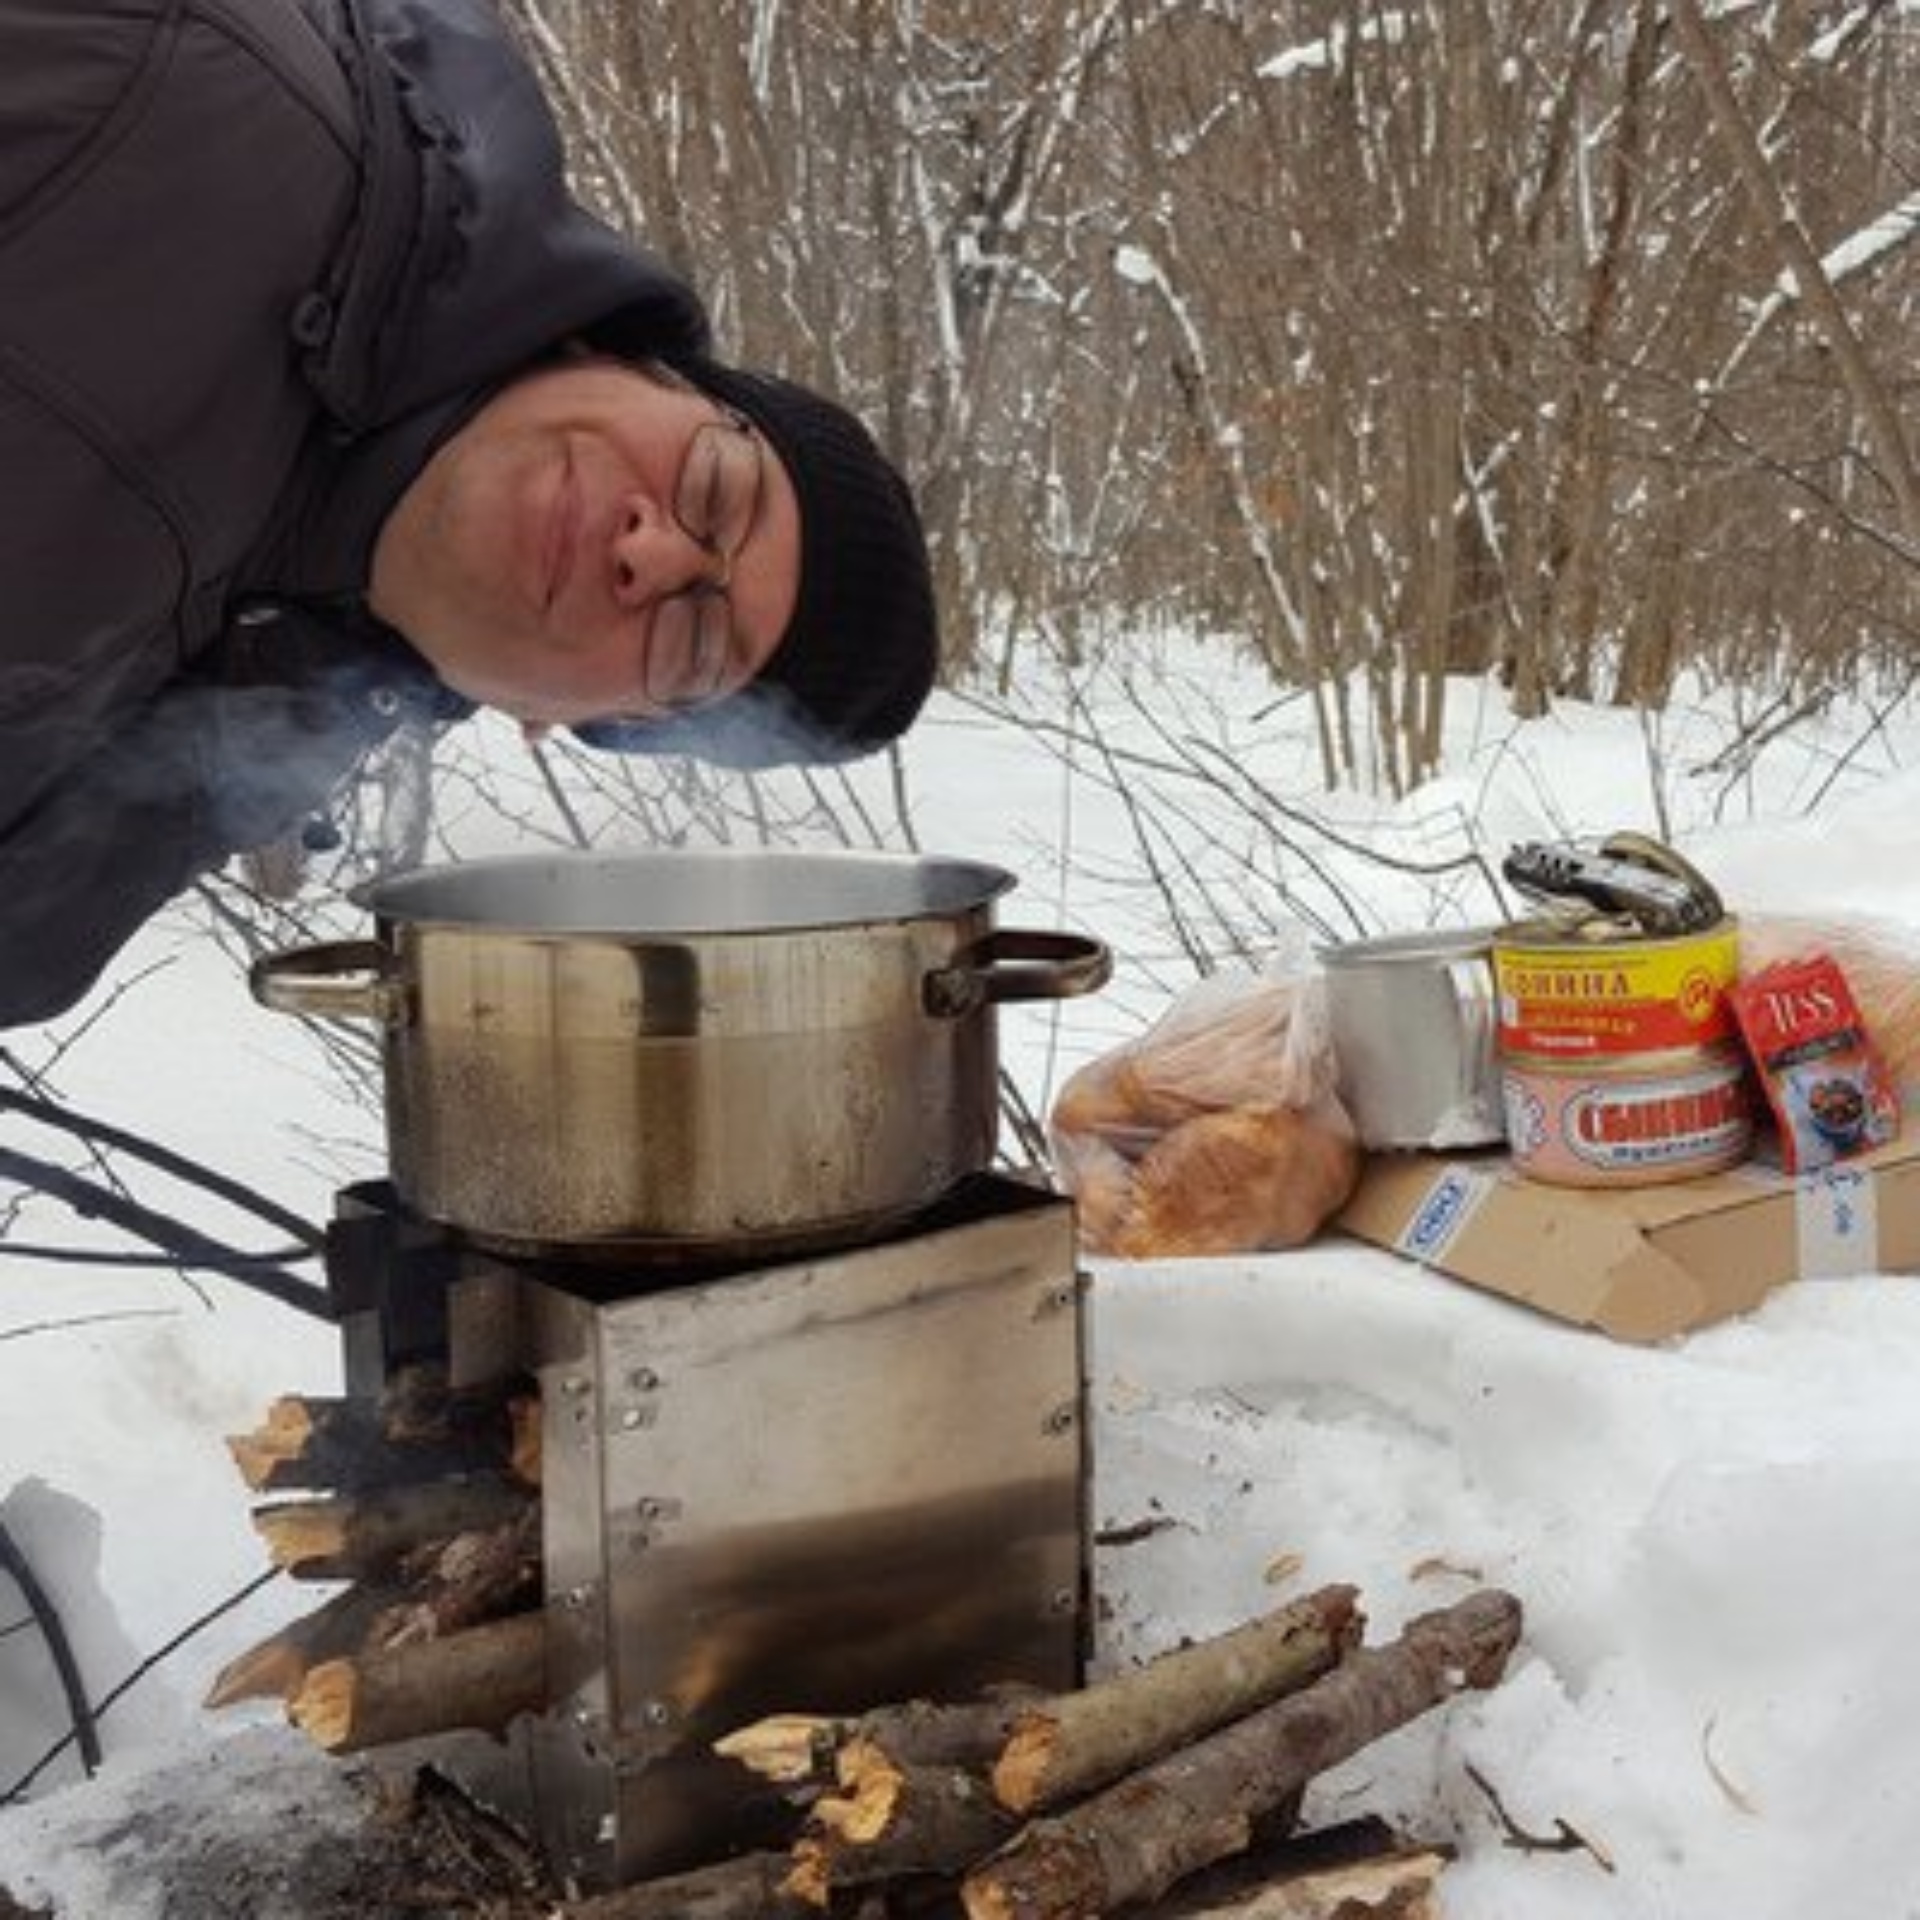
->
[289, 1658, 357, 1752]
[283, 1612, 546, 1756]
[202, 1584, 392, 1712]
[713, 1713, 842, 1785]
[201, 1639, 306, 1711]
[988, 1715, 1057, 1817]
[780, 1843, 832, 1911]
[814, 1742, 903, 1845]
[225, 1397, 317, 1491]
[251, 1501, 351, 1570]
[509, 1393, 542, 1487]
[250, 1476, 539, 1581]
[1432, 1588, 1523, 1690]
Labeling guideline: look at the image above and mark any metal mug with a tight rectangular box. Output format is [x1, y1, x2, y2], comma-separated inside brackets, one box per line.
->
[1318, 928, 1505, 1151]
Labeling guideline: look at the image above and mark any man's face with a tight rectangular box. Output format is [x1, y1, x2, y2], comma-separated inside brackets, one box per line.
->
[368, 360, 800, 728]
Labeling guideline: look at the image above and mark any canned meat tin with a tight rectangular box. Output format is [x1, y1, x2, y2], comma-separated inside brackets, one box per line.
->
[1501, 1044, 1754, 1188]
[1493, 918, 1739, 1059]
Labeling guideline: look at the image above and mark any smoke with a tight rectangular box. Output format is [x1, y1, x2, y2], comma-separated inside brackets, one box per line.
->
[0, 653, 414, 1028]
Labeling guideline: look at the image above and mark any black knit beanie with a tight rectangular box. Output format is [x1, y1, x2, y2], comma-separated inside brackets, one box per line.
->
[571, 358, 939, 768]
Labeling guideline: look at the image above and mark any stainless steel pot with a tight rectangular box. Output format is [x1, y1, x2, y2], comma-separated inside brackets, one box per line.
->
[1318, 928, 1505, 1151]
[252, 851, 1110, 1255]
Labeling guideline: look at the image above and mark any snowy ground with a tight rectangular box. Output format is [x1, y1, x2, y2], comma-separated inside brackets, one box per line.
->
[7, 655, 1920, 1916]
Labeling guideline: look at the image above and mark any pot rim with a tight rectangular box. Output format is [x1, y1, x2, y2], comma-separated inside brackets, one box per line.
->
[353, 848, 1019, 938]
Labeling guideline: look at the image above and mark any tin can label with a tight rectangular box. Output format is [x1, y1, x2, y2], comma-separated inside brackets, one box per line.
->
[1502, 1051, 1753, 1186]
[1493, 923, 1739, 1056]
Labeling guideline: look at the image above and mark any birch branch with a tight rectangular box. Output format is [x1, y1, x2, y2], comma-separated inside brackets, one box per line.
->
[1669, 0, 1920, 548]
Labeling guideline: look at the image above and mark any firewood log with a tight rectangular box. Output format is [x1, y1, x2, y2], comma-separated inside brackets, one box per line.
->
[206, 1505, 541, 1713]
[250, 1475, 536, 1580]
[714, 1713, 844, 1785]
[1159, 1845, 1446, 1918]
[557, 1852, 813, 1920]
[227, 1369, 536, 1492]
[961, 1589, 1522, 1920]
[787, 1750, 1017, 1906]
[719, 1585, 1357, 1806]
[510, 1389, 542, 1487]
[290, 1611, 546, 1753]
[372, 1503, 542, 1647]
[718, 1695, 1040, 1789]
[1167, 1843, 1443, 1920]
[1152, 1817, 1449, 1919]
[202, 1583, 396, 1709]
[990, 1586, 1361, 1814]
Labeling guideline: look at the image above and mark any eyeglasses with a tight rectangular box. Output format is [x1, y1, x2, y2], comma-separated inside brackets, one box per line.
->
[642, 407, 765, 712]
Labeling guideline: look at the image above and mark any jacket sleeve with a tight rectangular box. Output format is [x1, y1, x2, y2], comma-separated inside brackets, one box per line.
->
[0, 611, 460, 1028]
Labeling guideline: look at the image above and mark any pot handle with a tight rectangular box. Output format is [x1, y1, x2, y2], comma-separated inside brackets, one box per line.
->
[924, 929, 1113, 1018]
[250, 941, 407, 1025]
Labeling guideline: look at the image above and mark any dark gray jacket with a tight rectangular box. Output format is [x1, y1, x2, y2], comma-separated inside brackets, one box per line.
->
[0, 0, 706, 1024]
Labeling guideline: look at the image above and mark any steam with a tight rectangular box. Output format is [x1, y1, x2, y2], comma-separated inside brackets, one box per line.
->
[568, 678, 882, 771]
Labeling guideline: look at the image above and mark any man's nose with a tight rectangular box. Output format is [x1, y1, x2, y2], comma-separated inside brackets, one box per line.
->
[610, 499, 726, 608]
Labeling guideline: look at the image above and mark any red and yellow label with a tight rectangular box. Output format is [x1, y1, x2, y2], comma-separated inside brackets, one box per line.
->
[1493, 921, 1739, 1057]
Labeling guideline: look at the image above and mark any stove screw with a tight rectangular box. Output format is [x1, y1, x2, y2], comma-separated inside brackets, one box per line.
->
[1044, 1402, 1078, 1436]
[629, 1367, 661, 1391]
[640, 1699, 673, 1728]
[1049, 1588, 1077, 1615]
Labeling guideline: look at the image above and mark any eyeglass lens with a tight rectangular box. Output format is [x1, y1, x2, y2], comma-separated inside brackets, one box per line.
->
[644, 419, 762, 708]
[674, 418, 761, 564]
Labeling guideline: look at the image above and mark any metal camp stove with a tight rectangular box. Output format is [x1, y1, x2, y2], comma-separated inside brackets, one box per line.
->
[325, 1174, 1087, 1890]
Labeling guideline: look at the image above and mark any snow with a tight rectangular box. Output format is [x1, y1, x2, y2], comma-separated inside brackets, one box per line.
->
[0, 1730, 396, 1918]
[1092, 1255, 1920, 1916]
[7, 653, 1920, 1915]
[1260, 12, 1415, 82]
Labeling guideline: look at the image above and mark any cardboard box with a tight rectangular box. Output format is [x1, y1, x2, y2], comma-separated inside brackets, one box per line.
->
[1336, 1134, 1920, 1342]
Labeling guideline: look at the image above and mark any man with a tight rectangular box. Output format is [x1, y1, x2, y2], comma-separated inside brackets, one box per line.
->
[0, 0, 938, 1028]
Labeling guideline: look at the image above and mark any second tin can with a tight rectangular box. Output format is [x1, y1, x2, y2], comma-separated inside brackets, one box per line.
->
[1501, 1044, 1754, 1187]
[1492, 917, 1740, 1059]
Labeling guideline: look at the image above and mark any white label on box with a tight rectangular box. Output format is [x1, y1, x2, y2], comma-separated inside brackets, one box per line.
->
[1795, 1163, 1879, 1278]
[1398, 1164, 1497, 1264]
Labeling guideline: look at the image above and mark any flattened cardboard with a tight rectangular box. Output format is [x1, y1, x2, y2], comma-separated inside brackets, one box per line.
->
[1335, 1134, 1920, 1342]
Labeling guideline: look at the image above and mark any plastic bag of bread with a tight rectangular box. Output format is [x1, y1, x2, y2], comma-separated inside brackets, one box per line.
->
[1739, 911, 1920, 1100]
[1050, 966, 1361, 1258]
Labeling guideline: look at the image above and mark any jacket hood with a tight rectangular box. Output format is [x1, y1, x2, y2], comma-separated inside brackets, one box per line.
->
[299, 0, 709, 431]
